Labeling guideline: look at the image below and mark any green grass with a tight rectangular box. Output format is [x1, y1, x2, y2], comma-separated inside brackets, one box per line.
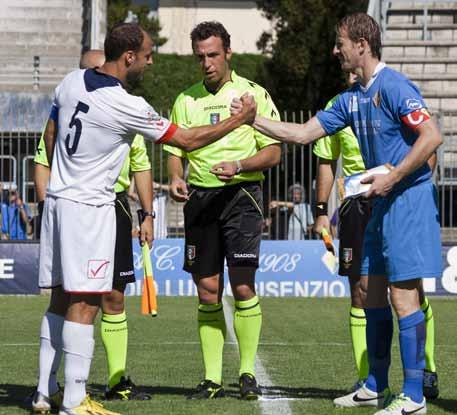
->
[0, 296, 456, 414]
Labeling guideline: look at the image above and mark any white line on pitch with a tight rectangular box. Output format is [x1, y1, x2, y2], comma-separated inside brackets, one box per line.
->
[222, 297, 294, 415]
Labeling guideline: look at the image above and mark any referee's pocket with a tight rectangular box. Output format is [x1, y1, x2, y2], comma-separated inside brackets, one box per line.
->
[240, 211, 262, 236]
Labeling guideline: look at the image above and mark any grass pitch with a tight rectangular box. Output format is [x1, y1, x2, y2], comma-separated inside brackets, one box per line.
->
[0, 296, 456, 414]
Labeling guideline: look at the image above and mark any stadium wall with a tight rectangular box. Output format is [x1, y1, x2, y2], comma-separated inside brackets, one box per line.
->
[157, 0, 274, 54]
[1, 240, 455, 297]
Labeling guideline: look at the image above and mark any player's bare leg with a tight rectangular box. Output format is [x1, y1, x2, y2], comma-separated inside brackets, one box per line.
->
[334, 276, 392, 408]
[229, 267, 262, 400]
[33, 287, 70, 413]
[101, 287, 150, 401]
[188, 273, 226, 400]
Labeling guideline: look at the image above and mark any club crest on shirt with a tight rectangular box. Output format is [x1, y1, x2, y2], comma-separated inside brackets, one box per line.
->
[210, 113, 220, 125]
[342, 248, 353, 269]
[372, 91, 381, 107]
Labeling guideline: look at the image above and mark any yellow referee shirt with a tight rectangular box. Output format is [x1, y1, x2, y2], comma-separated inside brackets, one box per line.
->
[164, 70, 280, 188]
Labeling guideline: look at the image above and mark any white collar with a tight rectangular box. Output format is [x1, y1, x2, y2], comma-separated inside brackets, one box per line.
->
[360, 62, 386, 92]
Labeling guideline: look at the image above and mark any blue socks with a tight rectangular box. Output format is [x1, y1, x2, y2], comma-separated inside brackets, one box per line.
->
[399, 310, 425, 403]
[364, 307, 425, 404]
[365, 307, 393, 393]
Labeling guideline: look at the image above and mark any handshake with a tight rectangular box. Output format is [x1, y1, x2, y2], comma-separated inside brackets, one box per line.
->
[231, 93, 257, 125]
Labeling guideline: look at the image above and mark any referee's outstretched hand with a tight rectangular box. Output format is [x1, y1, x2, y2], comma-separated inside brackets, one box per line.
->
[231, 93, 256, 125]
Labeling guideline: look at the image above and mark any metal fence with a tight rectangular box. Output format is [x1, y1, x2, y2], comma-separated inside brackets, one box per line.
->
[1, 111, 456, 241]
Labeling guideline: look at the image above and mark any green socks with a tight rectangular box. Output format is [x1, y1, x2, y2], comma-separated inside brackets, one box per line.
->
[198, 303, 226, 384]
[101, 311, 128, 388]
[421, 297, 436, 372]
[349, 306, 369, 380]
[234, 296, 262, 377]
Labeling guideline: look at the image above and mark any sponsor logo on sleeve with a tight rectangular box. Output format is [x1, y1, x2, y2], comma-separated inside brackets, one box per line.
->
[405, 98, 422, 110]
[145, 106, 167, 130]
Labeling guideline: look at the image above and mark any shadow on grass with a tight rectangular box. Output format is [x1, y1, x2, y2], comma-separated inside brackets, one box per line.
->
[430, 398, 457, 413]
[0, 384, 35, 410]
[229, 383, 348, 400]
[89, 383, 195, 399]
[0, 382, 359, 410]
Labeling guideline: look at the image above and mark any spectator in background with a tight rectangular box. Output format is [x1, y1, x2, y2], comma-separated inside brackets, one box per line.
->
[1, 188, 32, 240]
[269, 184, 314, 240]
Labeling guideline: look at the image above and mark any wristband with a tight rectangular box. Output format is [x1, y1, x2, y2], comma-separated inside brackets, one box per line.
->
[235, 160, 242, 174]
[315, 202, 328, 216]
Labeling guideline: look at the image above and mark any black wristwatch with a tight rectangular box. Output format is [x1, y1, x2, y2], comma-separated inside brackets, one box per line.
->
[137, 209, 155, 224]
[143, 210, 155, 219]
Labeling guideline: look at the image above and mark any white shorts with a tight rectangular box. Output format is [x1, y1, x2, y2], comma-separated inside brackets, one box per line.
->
[39, 196, 116, 293]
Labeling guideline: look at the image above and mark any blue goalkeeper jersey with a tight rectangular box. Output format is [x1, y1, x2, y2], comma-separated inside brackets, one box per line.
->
[316, 63, 432, 190]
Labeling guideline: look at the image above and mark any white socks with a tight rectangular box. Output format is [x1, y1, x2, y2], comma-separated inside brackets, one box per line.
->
[62, 321, 95, 409]
[38, 312, 64, 397]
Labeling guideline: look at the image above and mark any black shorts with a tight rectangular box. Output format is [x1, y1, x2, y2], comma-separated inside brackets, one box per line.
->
[183, 182, 263, 275]
[338, 195, 372, 277]
[113, 192, 135, 289]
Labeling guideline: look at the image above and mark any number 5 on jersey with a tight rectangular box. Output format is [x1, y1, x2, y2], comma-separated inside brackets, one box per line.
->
[66, 101, 90, 156]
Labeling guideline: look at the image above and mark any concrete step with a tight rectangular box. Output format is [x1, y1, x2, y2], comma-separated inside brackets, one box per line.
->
[441, 228, 457, 243]
[425, 95, 457, 111]
[383, 41, 457, 58]
[385, 23, 457, 41]
[423, 83, 457, 95]
[387, 6, 457, 25]
[0, 31, 82, 46]
[0, 44, 82, 57]
[0, 73, 67, 82]
[439, 113, 457, 130]
[4, 6, 82, 20]
[0, 18, 81, 33]
[0, 67, 75, 76]
[389, 2, 457, 11]
[385, 58, 457, 75]
[0, 83, 56, 93]
[408, 73, 457, 80]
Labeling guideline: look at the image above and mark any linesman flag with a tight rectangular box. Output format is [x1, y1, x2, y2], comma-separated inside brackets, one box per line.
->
[141, 243, 158, 317]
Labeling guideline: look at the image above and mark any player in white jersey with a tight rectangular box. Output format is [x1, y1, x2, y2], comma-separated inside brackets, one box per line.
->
[37, 23, 256, 415]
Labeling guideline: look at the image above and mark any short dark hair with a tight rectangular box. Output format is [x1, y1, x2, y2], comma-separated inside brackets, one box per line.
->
[190, 21, 231, 51]
[336, 13, 382, 60]
[104, 23, 145, 61]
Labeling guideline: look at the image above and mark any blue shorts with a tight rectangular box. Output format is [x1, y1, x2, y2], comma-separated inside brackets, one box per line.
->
[360, 181, 442, 282]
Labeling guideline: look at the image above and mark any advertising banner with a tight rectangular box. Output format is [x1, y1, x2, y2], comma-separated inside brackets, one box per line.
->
[0, 242, 40, 294]
[0, 240, 452, 297]
[127, 239, 444, 297]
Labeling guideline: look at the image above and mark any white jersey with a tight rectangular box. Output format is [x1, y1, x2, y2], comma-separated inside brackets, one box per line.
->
[47, 68, 176, 205]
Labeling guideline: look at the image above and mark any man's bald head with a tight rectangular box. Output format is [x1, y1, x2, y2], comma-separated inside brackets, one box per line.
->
[79, 50, 105, 69]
